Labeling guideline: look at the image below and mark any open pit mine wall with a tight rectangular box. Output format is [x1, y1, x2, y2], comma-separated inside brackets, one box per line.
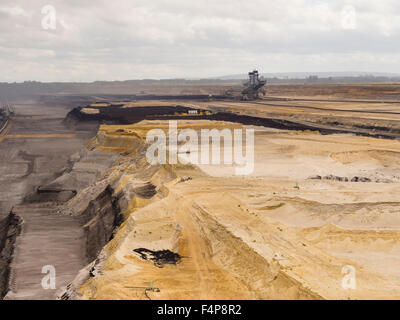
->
[64, 104, 205, 126]
[65, 103, 400, 140]
[64, 104, 324, 132]
[0, 213, 21, 299]
[80, 185, 124, 262]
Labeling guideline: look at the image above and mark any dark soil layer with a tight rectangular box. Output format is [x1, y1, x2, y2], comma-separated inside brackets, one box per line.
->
[66, 103, 400, 140]
[81, 186, 124, 262]
[65, 105, 205, 124]
[0, 213, 21, 299]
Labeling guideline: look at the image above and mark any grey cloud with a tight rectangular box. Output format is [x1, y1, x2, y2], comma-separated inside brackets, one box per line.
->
[0, 0, 399, 81]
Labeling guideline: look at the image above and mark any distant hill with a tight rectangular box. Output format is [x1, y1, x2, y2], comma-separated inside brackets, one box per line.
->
[1, 73, 400, 99]
[212, 71, 400, 80]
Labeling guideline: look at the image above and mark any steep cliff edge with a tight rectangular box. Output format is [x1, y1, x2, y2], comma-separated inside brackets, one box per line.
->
[0, 213, 22, 299]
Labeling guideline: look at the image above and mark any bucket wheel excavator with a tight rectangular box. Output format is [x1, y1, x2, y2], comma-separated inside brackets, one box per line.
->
[241, 70, 267, 100]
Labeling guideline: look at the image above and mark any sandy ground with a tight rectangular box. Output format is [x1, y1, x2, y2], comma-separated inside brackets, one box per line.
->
[75, 119, 400, 300]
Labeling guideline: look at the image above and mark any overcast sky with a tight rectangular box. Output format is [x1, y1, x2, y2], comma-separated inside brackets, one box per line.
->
[0, 0, 399, 82]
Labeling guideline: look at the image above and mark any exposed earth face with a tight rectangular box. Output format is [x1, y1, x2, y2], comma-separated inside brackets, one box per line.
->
[2, 84, 400, 300]
[73, 121, 400, 300]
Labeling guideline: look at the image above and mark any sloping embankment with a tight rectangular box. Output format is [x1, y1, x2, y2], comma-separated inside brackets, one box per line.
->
[55, 123, 324, 300]
[0, 213, 21, 299]
[2, 130, 150, 299]
[57, 130, 178, 299]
